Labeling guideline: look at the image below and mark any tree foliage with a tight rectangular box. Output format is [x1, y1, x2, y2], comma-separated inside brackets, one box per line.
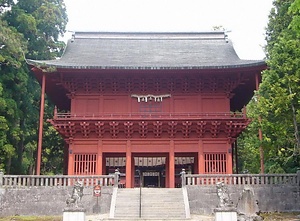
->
[238, 0, 300, 173]
[289, 0, 300, 33]
[0, 0, 67, 174]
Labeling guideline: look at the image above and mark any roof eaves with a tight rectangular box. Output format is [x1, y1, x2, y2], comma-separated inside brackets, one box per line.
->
[52, 62, 266, 70]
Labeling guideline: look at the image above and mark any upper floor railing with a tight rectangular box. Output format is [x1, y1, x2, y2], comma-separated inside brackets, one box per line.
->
[180, 170, 300, 186]
[53, 112, 246, 120]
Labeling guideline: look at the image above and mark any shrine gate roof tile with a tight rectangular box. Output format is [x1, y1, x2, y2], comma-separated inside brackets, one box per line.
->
[27, 32, 265, 70]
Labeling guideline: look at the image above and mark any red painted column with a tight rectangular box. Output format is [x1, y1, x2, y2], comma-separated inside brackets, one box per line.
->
[165, 156, 169, 187]
[97, 140, 103, 175]
[198, 141, 204, 173]
[169, 140, 175, 188]
[68, 142, 74, 175]
[126, 141, 132, 188]
[227, 143, 233, 174]
[36, 73, 46, 175]
[102, 155, 106, 175]
[193, 155, 198, 174]
[63, 142, 69, 174]
[131, 157, 135, 187]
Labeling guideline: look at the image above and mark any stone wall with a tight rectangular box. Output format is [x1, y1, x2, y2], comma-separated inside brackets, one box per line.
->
[187, 185, 300, 215]
[0, 186, 113, 216]
[1, 172, 300, 217]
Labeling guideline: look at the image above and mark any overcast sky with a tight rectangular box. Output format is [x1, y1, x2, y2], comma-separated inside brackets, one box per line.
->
[63, 0, 273, 60]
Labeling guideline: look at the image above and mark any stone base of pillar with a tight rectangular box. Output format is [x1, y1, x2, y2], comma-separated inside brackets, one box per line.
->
[214, 207, 237, 221]
[63, 207, 86, 221]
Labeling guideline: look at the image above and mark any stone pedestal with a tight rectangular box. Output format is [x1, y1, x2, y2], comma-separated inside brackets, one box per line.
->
[63, 207, 86, 221]
[214, 207, 237, 221]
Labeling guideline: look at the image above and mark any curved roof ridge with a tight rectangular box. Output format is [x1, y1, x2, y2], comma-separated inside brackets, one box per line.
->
[74, 31, 227, 40]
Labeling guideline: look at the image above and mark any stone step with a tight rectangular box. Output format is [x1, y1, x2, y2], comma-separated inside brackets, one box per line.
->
[113, 188, 187, 220]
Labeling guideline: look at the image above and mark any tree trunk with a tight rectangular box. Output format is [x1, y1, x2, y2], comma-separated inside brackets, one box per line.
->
[288, 85, 300, 154]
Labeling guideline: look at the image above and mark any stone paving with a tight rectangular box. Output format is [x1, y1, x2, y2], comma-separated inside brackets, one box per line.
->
[86, 213, 214, 221]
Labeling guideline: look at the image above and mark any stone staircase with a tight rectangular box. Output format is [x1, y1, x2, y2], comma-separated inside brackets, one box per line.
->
[111, 188, 188, 220]
[113, 188, 141, 219]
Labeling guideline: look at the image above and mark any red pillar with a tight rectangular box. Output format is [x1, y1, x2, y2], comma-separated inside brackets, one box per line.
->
[131, 157, 135, 187]
[194, 154, 198, 174]
[227, 143, 233, 174]
[165, 156, 169, 187]
[63, 142, 69, 175]
[97, 140, 103, 175]
[198, 141, 204, 173]
[36, 73, 46, 175]
[68, 142, 74, 175]
[169, 140, 175, 188]
[126, 141, 132, 188]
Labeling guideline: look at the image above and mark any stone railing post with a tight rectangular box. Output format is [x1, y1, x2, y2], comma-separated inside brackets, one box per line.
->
[114, 169, 120, 188]
[180, 168, 186, 187]
[0, 170, 3, 187]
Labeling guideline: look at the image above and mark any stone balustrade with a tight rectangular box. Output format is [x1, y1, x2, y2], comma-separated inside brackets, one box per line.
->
[0, 173, 115, 187]
[182, 172, 300, 186]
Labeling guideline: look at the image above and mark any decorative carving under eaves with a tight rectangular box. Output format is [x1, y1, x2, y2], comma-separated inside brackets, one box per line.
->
[58, 74, 247, 94]
[226, 121, 248, 138]
[83, 78, 92, 93]
[182, 121, 192, 138]
[140, 78, 147, 92]
[168, 121, 177, 138]
[167, 78, 175, 92]
[209, 77, 218, 92]
[95, 121, 105, 138]
[154, 78, 161, 92]
[63, 78, 77, 93]
[112, 78, 119, 92]
[210, 121, 221, 138]
[196, 121, 207, 138]
[97, 78, 105, 92]
[182, 77, 189, 92]
[153, 121, 163, 137]
[109, 121, 119, 138]
[224, 77, 238, 94]
[126, 77, 133, 92]
[80, 122, 90, 137]
[124, 121, 133, 138]
[50, 117, 249, 139]
[54, 121, 76, 138]
[139, 121, 148, 138]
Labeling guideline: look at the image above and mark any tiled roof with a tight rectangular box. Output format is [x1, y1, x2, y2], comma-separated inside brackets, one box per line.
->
[27, 31, 265, 70]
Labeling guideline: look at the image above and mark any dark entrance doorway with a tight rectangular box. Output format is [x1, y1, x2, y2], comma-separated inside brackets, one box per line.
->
[134, 157, 166, 188]
[143, 171, 160, 187]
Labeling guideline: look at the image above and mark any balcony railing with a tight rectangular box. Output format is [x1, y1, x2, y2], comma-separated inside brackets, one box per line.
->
[53, 112, 246, 121]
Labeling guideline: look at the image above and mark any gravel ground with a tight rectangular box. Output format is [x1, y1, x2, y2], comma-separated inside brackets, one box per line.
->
[85, 213, 300, 221]
[0, 213, 299, 221]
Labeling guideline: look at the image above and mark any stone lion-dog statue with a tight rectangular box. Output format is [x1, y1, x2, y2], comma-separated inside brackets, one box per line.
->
[66, 180, 84, 208]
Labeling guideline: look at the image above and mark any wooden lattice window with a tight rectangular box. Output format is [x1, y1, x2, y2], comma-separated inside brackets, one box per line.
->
[74, 154, 97, 175]
[204, 153, 227, 174]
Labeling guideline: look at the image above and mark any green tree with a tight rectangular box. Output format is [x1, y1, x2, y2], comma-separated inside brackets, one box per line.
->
[289, 0, 300, 33]
[0, 0, 67, 174]
[239, 0, 300, 173]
